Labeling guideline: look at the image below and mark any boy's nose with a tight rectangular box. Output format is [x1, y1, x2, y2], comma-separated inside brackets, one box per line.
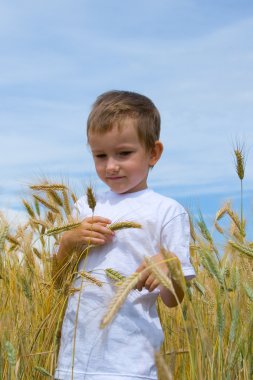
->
[106, 158, 120, 173]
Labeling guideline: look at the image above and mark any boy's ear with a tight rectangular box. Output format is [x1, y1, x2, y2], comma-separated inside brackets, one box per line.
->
[149, 141, 163, 167]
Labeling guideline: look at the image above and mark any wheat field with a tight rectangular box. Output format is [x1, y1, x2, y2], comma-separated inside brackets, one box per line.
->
[0, 156, 252, 379]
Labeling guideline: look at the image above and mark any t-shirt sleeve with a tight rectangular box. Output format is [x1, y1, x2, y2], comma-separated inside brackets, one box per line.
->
[161, 212, 195, 277]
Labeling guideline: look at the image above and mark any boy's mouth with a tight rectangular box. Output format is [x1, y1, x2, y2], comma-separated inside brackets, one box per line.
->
[106, 176, 125, 180]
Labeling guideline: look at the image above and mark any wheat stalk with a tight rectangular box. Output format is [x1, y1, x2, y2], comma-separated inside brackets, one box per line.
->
[100, 272, 140, 328]
[233, 142, 247, 232]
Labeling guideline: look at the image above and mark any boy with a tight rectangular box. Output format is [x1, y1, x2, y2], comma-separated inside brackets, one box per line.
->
[54, 91, 195, 380]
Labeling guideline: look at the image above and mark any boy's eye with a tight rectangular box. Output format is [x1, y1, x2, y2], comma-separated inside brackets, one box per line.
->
[119, 151, 132, 156]
[95, 154, 106, 158]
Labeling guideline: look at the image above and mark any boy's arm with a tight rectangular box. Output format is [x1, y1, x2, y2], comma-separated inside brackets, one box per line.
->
[159, 279, 184, 308]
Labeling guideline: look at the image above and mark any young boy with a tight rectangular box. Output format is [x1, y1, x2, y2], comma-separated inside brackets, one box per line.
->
[54, 91, 195, 380]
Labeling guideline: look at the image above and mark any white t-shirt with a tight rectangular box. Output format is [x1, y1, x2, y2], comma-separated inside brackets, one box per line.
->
[55, 188, 195, 380]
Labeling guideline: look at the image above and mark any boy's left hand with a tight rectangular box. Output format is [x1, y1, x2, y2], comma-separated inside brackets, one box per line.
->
[135, 252, 169, 292]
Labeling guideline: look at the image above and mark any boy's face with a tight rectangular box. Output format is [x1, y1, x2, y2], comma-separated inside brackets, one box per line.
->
[89, 119, 160, 194]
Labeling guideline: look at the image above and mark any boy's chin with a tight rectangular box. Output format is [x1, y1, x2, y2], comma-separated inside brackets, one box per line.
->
[110, 186, 146, 194]
[110, 187, 128, 194]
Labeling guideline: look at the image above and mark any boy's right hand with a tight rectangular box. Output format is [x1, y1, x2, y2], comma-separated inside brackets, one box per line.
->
[58, 216, 114, 261]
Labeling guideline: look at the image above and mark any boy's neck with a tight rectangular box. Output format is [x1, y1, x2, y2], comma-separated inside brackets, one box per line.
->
[109, 187, 151, 196]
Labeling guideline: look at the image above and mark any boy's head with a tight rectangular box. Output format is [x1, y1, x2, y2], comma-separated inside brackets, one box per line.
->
[87, 90, 163, 194]
[87, 90, 160, 151]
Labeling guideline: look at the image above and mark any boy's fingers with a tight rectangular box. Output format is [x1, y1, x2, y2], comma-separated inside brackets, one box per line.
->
[144, 274, 155, 290]
[82, 229, 113, 242]
[135, 270, 150, 291]
[81, 222, 114, 236]
[84, 216, 112, 224]
[136, 282, 144, 291]
[83, 237, 108, 246]
[135, 262, 147, 273]
[147, 279, 159, 292]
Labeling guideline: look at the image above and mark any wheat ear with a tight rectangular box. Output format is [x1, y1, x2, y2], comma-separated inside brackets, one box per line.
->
[22, 200, 35, 218]
[30, 184, 67, 191]
[105, 268, 126, 282]
[31, 218, 49, 228]
[100, 272, 140, 328]
[86, 186, 96, 212]
[6, 234, 20, 246]
[228, 240, 253, 258]
[79, 271, 103, 287]
[144, 257, 175, 292]
[62, 189, 71, 216]
[46, 222, 81, 236]
[47, 189, 64, 207]
[71, 192, 78, 204]
[33, 195, 60, 213]
[234, 143, 246, 181]
[108, 221, 142, 231]
[226, 208, 243, 234]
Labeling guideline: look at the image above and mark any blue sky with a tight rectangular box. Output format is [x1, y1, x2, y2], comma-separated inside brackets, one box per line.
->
[1, 0, 253, 235]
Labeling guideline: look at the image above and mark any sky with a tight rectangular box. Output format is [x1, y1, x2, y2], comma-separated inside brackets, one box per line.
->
[1, 0, 253, 237]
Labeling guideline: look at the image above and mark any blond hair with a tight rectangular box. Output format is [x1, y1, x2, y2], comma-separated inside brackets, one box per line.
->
[87, 90, 161, 151]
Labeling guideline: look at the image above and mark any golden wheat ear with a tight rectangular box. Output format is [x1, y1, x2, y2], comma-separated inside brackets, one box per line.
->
[161, 249, 186, 287]
[79, 271, 103, 287]
[46, 222, 81, 236]
[86, 186, 96, 213]
[30, 184, 68, 191]
[233, 142, 246, 181]
[144, 256, 175, 292]
[33, 194, 60, 214]
[100, 272, 140, 329]
[108, 221, 142, 231]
